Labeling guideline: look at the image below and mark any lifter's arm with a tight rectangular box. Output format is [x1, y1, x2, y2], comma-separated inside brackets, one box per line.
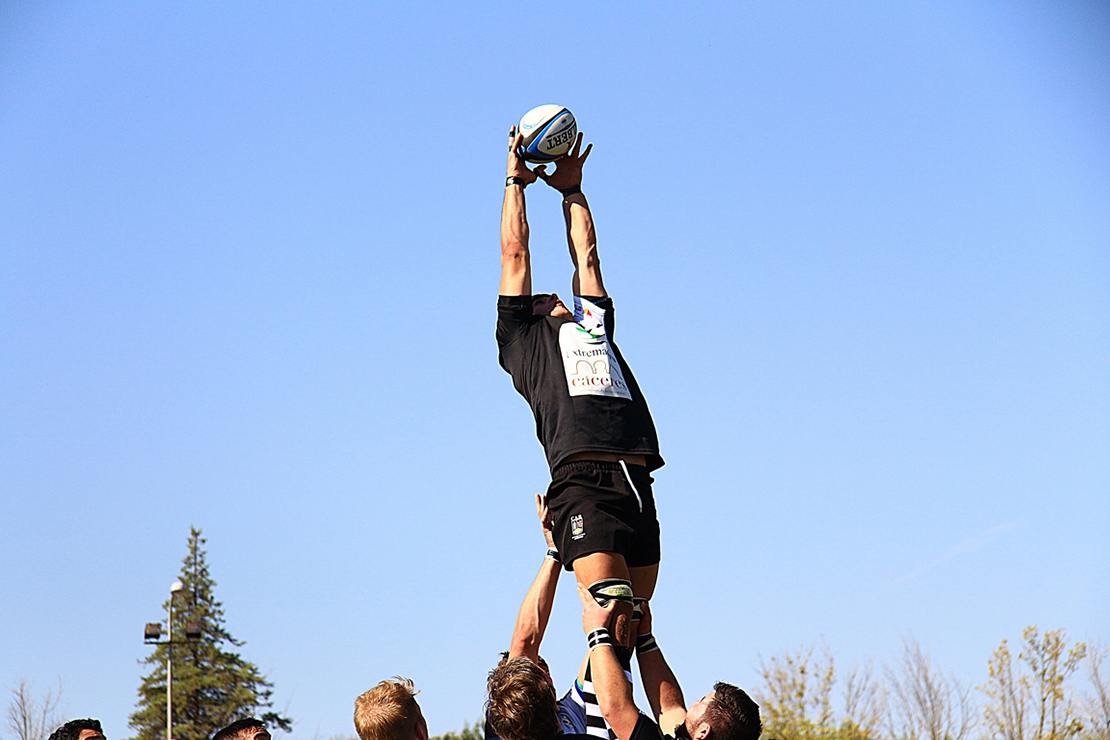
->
[578, 583, 641, 740]
[635, 602, 688, 735]
[500, 128, 540, 297]
[508, 494, 561, 662]
[536, 133, 604, 298]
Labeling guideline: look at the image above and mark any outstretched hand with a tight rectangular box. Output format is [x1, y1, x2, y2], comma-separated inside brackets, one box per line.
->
[636, 599, 653, 636]
[578, 581, 614, 634]
[535, 132, 592, 192]
[535, 493, 556, 550]
[506, 126, 540, 184]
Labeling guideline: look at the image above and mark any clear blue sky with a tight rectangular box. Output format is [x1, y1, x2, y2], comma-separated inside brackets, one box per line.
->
[2, 1, 1107, 739]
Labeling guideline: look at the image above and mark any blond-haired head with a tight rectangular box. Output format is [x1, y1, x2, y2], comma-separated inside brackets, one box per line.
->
[354, 678, 427, 740]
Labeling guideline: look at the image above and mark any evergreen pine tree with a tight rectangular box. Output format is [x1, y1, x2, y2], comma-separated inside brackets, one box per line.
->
[130, 527, 292, 740]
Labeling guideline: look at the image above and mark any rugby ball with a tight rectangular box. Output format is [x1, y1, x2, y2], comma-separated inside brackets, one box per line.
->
[518, 105, 577, 162]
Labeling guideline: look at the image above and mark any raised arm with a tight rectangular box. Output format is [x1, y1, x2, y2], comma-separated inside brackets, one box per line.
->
[577, 582, 641, 740]
[507, 494, 561, 662]
[635, 602, 688, 735]
[500, 128, 540, 297]
[536, 133, 604, 298]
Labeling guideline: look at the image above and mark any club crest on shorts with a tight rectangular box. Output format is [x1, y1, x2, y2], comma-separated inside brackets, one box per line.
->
[571, 514, 585, 540]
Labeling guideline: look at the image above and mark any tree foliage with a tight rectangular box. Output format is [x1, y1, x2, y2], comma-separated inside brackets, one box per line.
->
[129, 527, 292, 740]
[429, 719, 484, 740]
[752, 628, 1102, 740]
[755, 643, 884, 740]
[981, 627, 1086, 740]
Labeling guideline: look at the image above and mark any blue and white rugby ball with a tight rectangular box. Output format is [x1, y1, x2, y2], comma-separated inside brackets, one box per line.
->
[518, 105, 577, 162]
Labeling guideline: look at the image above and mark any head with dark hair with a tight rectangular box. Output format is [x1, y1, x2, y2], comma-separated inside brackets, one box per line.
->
[682, 683, 761, 740]
[48, 719, 104, 740]
[531, 294, 570, 319]
[486, 657, 560, 740]
[212, 718, 269, 740]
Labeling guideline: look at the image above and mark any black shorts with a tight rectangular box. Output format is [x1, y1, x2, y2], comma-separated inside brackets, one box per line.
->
[546, 460, 661, 571]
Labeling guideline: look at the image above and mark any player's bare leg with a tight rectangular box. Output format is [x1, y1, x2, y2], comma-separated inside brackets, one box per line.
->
[630, 564, 659, 601]
[572, 551, 635, 649]
[629, 563, 659, 639]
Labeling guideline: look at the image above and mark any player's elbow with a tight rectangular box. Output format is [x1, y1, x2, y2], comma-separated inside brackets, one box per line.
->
[570, 222, 596, 253]
[500, 248, 529, 276]
[508, 637, 538, 660]
[597, 692, 634, 724]
[572, 242, 599, 270]
[599, 701, 640, 740]
[501, 235, 529, 261]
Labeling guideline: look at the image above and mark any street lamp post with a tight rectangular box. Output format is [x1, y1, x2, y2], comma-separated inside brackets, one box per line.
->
[167, 580, 183, 740]
[143, 581, 201, 740]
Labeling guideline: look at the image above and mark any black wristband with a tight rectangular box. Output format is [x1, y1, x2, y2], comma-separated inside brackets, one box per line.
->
[636, 633, 659, 654]
[560, 185, 582, 197]
[506, 176, 529, 188]
[587, 628, 613, 651]
[545, 548, 560, 562]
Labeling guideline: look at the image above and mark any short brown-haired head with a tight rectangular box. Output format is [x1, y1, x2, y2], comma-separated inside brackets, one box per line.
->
[486, 657, 560, 740]
[354, 678, 427, 740]
[692, 683, 761, 740]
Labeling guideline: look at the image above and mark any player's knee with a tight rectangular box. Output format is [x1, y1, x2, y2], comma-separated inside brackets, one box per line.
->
[632, 597, 648, 622]
[589, 578, 634, 646]
[587, 578, 634, 608]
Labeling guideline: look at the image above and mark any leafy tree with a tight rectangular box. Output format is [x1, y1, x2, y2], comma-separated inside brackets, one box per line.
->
[755, 643, 884, 740]
[129, 527, 292, 740]
[981, 627, 1086, 740]
[842, 663, 885, 740]
[757, 642, 836, 740]
[429, 719, 484, 740]
[982, 637, 1026, 740]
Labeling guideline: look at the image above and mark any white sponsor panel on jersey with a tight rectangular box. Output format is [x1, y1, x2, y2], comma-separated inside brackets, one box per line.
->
[558, 297, 632, 399]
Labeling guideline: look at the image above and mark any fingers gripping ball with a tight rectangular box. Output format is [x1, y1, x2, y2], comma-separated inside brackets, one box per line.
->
[517, 105, 577, 162]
